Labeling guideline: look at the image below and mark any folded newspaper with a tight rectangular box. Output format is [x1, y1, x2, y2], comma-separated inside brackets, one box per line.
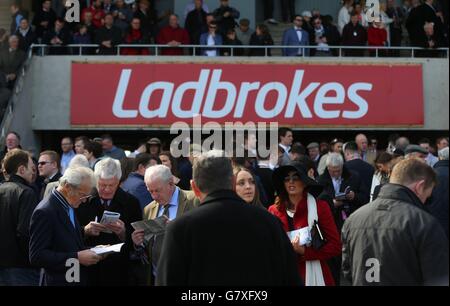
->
[99, 210, 121, 234]
[131, 216, 168, 244]
[90, 243, 124, 255]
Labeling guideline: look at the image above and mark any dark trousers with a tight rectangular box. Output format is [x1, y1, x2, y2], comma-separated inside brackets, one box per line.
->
[390, 27, 403, 57]
[281, 0, 295, 22]
[0, 268, 40, 286]
[264, 0, 274, 20]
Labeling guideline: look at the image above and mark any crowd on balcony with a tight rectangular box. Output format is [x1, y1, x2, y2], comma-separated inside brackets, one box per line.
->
[0, 0, 449, 121]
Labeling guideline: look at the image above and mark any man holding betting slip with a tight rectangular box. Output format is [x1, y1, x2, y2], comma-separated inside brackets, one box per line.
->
[76, 158, 141, 286]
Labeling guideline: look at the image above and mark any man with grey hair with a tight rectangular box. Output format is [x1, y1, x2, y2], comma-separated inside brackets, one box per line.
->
[75, 158, 142, 286]
[427, 146, 449, 238]
[0, 35, 26, 89]
[355, 133, 376, 166]
[29, 166, 103, 286]
[131, 164, 197, 285]
[318, 152, 365, 230]
[156, 150, 300, 286]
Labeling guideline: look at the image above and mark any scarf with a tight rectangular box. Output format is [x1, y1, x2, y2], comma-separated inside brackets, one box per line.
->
[305, 193, 325, 286]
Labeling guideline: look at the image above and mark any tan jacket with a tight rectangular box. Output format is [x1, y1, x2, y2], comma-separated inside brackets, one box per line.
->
[142, 188, 198, 285]
[143, 188, 198, 220]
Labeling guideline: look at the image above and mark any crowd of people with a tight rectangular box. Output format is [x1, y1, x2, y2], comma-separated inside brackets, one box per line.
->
[0, 129, 448, 286]
[1, 0, 449, 120]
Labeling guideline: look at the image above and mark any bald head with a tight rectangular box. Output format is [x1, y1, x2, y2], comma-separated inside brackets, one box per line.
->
[355, 134, 368, 153]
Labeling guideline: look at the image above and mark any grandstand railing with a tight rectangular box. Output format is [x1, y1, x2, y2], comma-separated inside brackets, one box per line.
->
[30, 44, 450, 58]
[0, 59, 31, 148]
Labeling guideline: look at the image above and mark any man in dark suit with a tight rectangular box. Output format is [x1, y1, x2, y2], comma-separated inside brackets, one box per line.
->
[343, 141, 374, 205]
[318, 152, 366, 231]
[0, 35, 26, 89]
[29, 166, 102, 286]
[32, 0, 57, 40]
[0, 149, 39, 285]
[42, 18, 72, 55]
[37, 150, 62, 201]
[76, 158, 142, 286]
[156, 150, 301, 286]
[406, 0, 446, 48]
[282, 15, 310, 57]
[131, 164, 198, 285]
[15, 18, 37, 52]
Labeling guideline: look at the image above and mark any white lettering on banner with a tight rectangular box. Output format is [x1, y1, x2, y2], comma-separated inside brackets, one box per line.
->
[112, 69, 138, 118]
[140, 82, 174, 118]
[204, 70, 237, 118]
[111, 69, 372, 120]
[255, 82, 288, 118]
[314, 82, 345, 119]
[173, 70, 209, 118]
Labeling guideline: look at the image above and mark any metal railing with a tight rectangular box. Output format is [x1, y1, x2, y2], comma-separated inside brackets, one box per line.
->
[0, 59, 31, 147]
[29, 44, 450, 59]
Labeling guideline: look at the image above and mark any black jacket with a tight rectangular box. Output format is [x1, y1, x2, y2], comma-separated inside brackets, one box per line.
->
[15, 28, 38, 52]
[249, 33, 274, 56]
[32, 8, 57, 39]
[0, 175, 39, 268]
[345, 159, 374, 204]
[29, 191, 87, 285]
[156, 189, 301, 286]
[185, 8, 207, 45]
[406, 3, 446, 47]
[95, 25, 123, 55]
[318, 166, 366, 230]
[342, 184, 449, 285]
[427, 160, 449, 238]
[42, 27, 73, 55]
[75, 187, 142, 286]
[213, 6, 240, 36]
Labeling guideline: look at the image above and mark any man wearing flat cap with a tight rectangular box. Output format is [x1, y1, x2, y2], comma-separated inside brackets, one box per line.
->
[405, 145, 428, 162]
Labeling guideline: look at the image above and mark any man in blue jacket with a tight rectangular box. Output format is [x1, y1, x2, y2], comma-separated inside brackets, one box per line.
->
[282, 15, 310, 57]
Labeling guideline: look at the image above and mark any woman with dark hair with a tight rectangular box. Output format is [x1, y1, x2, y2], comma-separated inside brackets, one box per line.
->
[249, 23, 274, 56]
[370, 152, 394, 201]
[159, 151, 180, 185]
[233, 166, 264, 208]
[268, 161, 341, 286]
[121, 17, 150, 55]
[83, 140, 104, 169]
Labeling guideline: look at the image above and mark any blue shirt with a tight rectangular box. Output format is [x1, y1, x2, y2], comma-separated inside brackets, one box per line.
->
[157, 187, 180, 221]
[121, 172, 153, 211]
[52, 189, 76, 228]
[61, 150, 76, 174]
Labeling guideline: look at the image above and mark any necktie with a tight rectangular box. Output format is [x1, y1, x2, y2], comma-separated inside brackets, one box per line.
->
[102, 199, 109, 209]
[68, 207, 76, 228]
[162, 204, 170, 219]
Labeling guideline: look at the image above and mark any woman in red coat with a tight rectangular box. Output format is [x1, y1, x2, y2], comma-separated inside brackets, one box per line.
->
[268, 161, 341, 286]
[121, 18, 151, 56]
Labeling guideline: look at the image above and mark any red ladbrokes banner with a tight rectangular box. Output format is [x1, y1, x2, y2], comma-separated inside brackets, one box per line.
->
[71, 63, 424, 127]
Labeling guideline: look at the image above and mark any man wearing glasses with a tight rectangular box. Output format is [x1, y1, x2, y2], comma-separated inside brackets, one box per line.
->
[282, 15, 310, 56]
[37, 150, 62, 201]
[29, 166, 103, 286]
